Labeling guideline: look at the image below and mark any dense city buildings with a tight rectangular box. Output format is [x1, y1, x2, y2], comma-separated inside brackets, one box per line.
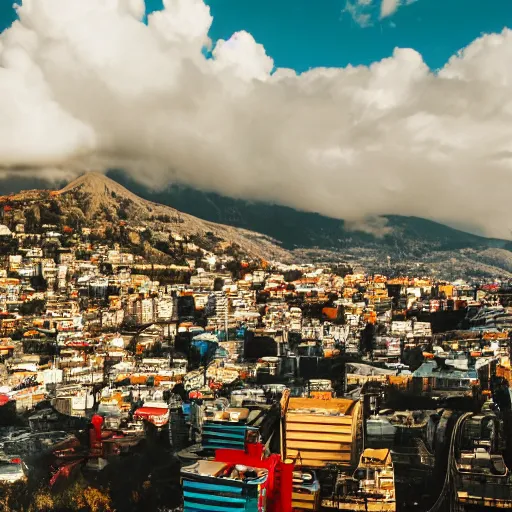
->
[0, 176, 511, 511]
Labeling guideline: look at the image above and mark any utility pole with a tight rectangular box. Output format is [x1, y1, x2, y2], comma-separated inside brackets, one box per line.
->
[225, 302, 229, 342]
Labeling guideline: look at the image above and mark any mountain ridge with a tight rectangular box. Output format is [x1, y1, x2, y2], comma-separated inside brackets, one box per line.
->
[1, 172, 292, 263]
[105, 170, 512, 251]
[2, 170, 512, 278]
[101, 170, 512, 278]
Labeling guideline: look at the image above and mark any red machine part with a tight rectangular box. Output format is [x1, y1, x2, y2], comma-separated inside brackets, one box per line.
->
[89, 414, 104, 456]
[91, 414, 103, 441]
[50, 459, 83, 487]
[214, 443, 293, 512]
[133, 406, 169, 428]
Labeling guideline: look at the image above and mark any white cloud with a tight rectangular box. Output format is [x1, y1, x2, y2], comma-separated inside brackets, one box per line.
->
[380, 0, 417, 19]
[212, 31, 274, 81]
[345, 217, 392, 237]
[343, 0, 374, 28]
[380, 0, 400, 18]
[0, 0, 512, 239]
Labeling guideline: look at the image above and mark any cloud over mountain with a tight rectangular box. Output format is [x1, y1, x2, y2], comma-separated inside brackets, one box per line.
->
[0, 0, 511, 239]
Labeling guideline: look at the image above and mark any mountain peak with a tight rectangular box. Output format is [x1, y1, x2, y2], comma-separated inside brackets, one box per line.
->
[59, 171, 142, 203]
[53, 172, 291, 262]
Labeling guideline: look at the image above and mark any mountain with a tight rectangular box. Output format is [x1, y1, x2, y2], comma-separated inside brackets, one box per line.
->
[102, 170, 512, 278]
[0, 172, 291, 263]
[104, 170, 508, 250]
[2, 170, 512, 278]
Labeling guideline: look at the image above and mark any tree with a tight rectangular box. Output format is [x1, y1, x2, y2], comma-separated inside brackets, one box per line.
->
[24, 207, 40, 232]
[117, 207, 128, 220]
[20, 299, 46, 316]
[155, 241, 170, 254]
[140, 228, 153, 243]
[105, 226, 115, 241]
[48, 200, 62, 215]
[65, 209, 86, 230]
[225, 260, 243, 280]
[39, 206, 61, 226]
[284, 270, 302, 282]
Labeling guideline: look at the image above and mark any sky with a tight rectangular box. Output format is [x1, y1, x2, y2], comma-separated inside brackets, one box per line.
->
[204, 0, 510, 71]
[2, 0, 509, 69]
[142, 0, 509, 72]
[0, 0, 511, 238]
[0, 0, 508, 69]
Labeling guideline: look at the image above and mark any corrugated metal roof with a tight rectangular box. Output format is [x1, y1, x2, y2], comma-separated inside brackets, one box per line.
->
[412, 361, 477, 379]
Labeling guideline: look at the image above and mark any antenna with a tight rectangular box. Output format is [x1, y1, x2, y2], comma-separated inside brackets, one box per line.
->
[225, 292, 229, 342]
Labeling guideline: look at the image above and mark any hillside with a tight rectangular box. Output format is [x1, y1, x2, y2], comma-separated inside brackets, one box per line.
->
[2, 170, 512, 279]
[106, 171, 508, 251]
[0, 172, 291, 263]
[103, 170, 512, 279]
